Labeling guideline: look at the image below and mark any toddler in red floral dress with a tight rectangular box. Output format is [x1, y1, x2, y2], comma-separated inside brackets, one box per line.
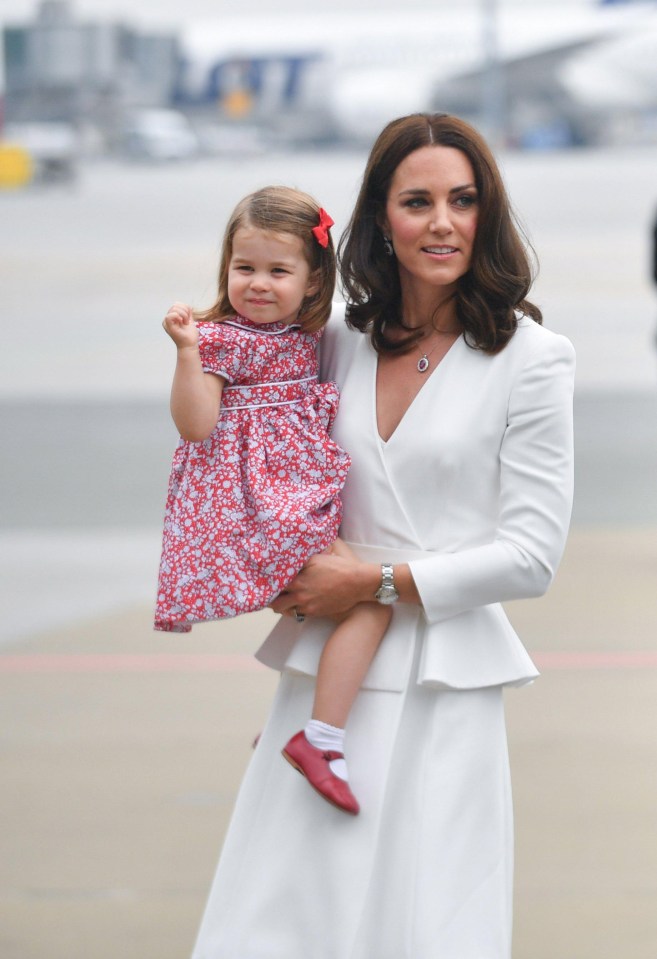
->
[155, 186, 391, 814]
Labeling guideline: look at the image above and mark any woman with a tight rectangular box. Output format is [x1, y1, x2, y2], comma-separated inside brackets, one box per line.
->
[191, 113, 575, 959]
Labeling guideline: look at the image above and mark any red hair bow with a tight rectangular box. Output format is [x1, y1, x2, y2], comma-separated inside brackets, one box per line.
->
[312, 208, 334, 248]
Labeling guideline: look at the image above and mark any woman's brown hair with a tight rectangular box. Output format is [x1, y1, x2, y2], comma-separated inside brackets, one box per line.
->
[338, 113, 542, 354]
[197, 185, 336, 333]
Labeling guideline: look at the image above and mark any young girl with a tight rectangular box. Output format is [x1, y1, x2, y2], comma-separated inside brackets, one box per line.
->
[155, 186, 391, 815]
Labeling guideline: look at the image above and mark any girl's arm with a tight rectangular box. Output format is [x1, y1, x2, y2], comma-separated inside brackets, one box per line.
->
[164, 302, 225, 442]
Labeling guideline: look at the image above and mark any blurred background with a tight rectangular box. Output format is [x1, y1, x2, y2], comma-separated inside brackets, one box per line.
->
[1, 1, 656, 957]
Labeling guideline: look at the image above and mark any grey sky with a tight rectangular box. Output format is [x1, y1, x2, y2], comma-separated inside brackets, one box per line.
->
[3, 0, 596, 31]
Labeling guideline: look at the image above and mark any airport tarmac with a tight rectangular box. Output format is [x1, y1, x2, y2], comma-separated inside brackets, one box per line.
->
[1, 528, 656, 959]
[1, 147, 657, 957]
[1, 146, 657, 399]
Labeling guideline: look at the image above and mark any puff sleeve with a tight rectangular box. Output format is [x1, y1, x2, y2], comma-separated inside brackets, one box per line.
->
[197, 322, 248, 384]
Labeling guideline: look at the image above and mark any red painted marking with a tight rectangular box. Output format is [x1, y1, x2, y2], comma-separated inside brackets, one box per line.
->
[0, 653, 268, 674]
[0, 651, 656, 675]
[533, 651, 657, 670]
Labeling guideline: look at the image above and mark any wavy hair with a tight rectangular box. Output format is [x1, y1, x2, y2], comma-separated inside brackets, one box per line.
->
[338, 113, 542, 354]
[196, 186, 336, 333]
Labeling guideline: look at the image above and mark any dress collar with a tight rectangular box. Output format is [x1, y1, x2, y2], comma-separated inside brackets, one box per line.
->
[225, 314, 301, 335]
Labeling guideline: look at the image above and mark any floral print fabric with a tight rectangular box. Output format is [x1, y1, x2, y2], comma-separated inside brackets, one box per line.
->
[155, 317, 350, 632]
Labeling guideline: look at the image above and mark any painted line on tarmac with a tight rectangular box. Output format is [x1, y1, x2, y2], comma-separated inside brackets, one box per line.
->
[1, 651, 657, 673]
[534, 651, 657, 670]
[0, 653, 268, 673]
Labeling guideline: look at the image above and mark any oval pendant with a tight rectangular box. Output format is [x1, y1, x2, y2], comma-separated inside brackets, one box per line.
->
[417, 355, 429, 373]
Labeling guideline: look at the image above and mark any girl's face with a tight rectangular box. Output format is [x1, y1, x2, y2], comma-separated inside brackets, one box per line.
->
[382, 145, 479, 305]
[227, 226, 315, 326]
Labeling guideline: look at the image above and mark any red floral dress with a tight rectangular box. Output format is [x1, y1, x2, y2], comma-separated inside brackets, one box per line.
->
[155, 317, 350, 632]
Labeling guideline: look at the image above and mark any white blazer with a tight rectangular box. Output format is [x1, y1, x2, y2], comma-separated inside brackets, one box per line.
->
[256, 303, 576, 692]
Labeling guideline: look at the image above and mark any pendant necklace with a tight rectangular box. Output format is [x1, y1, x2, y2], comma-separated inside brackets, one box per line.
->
[415, 333, 448, 374]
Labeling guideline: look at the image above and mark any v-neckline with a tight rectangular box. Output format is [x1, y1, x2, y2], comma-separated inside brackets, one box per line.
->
[374, 332, 464, 445]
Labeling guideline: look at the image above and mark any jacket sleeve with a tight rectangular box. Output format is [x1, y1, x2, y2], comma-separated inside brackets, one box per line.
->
[409, 332, 576, 624]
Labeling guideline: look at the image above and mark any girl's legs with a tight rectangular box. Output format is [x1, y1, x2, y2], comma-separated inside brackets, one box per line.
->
[311, 600, 391, 728]
[311, 537, 391, 727]
[282, 541, 391, 814]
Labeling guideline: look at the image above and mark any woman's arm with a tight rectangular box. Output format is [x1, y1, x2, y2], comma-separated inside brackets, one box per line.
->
[409, 332, 575, 623]
[273, 331, 575, 622]
[270, 550, 419, 618]
[164, 302, 225, 442]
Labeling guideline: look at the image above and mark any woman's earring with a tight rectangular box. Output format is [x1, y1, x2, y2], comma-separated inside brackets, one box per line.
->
[382, 235, 394, 256]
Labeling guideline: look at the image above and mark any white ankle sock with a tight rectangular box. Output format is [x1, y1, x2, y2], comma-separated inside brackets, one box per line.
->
[304, 720, 349, 782]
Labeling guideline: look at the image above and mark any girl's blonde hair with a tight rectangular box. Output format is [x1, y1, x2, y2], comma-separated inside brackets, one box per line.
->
[196, 185, 336, 333]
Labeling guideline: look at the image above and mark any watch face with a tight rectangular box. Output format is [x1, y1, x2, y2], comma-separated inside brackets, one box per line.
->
[375, 585, 399, 605]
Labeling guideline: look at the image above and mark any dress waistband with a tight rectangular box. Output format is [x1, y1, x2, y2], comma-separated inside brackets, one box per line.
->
[221, 375, 318, 411]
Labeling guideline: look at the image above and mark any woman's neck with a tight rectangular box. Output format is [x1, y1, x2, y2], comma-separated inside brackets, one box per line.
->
[399, 287, 461, 335]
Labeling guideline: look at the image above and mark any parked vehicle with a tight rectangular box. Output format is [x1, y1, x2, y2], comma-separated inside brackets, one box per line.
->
[121, 110, 199, 162]
[1, 122, 78, 182]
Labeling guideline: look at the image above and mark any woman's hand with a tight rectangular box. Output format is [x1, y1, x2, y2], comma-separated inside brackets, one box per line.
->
[163, 302, 198, 350]
[271, 552, 378, 620]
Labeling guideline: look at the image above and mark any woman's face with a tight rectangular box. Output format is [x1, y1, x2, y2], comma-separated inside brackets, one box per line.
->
[382, 145, 479, 303]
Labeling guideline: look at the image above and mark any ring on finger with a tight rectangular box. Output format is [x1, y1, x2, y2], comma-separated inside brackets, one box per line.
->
[293, 606, 305, 623]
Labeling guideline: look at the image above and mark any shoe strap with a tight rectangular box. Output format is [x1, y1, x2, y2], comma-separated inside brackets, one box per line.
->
[321, 750, 344, 762]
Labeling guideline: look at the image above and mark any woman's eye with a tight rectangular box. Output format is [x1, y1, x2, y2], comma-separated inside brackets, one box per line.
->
[403, 197, 428, 209]
[454, 194, 477, 209]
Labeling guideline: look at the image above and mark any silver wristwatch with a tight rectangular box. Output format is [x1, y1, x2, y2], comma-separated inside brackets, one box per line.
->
[374, 563, 399, 605]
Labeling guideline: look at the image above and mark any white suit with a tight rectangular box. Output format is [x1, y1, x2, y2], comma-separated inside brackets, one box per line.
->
[192, 306, 575, 959]
[257, 304, 575, 691]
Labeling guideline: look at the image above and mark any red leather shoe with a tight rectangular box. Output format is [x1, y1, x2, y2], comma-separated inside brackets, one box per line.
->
[282, 731, 360, 815]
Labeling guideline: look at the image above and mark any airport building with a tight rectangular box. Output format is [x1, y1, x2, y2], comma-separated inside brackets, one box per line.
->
[2, 1, 179, 146]
[2, 0, 657, 159]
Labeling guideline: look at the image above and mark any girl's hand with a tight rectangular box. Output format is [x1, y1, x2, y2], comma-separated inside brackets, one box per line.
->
[271, 552, 378, 619]
[163, 302, 198, 350]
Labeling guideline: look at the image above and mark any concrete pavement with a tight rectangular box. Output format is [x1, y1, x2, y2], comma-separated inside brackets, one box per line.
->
[1, 527, 656, 959]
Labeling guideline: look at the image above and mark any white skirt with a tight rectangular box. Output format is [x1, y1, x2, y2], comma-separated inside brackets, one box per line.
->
[191, 662, 514, 959]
